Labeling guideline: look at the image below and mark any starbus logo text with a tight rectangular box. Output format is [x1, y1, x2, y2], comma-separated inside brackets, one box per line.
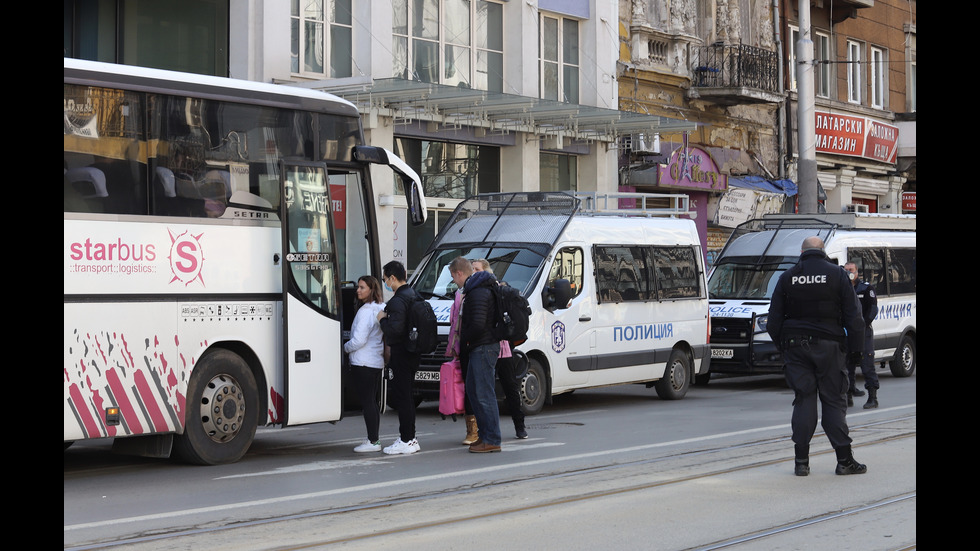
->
[69, 237, 157, 262]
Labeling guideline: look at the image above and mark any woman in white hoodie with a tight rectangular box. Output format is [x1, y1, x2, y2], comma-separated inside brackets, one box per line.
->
[344, 275, 386, 452]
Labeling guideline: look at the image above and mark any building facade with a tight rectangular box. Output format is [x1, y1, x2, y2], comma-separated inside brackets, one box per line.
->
[65, 0, 699, 270]
[782, 0, 916, 215]
[64, 0, 916, 267]
[618, 0, 788, 265]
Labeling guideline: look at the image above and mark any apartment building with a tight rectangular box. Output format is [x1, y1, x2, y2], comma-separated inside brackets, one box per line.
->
[618, 0, 789, 265]
[782, 0, 916, 215]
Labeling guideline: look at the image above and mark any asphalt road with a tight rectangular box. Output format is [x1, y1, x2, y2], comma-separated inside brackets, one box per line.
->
[64, 371, 916, 550]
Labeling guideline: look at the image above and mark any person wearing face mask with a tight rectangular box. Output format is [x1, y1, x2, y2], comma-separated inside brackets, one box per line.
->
[377, 261, 422, 455]
[843, 262, 880, 409]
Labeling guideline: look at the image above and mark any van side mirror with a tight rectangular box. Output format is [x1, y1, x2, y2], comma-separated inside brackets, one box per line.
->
[544, 278, 573, 311]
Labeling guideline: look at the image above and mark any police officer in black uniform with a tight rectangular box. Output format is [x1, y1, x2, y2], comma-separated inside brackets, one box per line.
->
[844, 262, 880, 409]
[768, 236, 867, 477]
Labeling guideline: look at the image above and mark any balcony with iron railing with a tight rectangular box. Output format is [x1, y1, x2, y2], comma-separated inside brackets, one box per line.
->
[690, 43, 784, 105]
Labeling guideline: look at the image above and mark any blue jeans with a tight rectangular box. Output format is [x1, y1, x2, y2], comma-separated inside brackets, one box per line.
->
[465, 343, 501, 445]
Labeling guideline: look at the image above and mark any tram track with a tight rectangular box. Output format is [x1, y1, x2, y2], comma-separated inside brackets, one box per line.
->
[66, 415, 916, 551]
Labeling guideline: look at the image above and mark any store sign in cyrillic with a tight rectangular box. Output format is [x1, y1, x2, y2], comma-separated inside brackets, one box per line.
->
[902, 191, 916, 212]
[814, 111, 899, 164]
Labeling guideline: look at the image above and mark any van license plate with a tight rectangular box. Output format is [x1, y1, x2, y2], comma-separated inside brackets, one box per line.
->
[712, 348, 734, 359]
[415, 371, 440, 381]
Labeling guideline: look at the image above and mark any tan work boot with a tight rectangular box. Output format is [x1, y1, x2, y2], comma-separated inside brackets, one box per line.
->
[462, 415, 479, 445]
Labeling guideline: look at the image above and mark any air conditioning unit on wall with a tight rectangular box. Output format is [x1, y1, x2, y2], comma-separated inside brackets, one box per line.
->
[845, 204, 870, 213]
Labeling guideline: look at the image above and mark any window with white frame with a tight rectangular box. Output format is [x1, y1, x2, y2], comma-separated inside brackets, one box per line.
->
[870, 46, 886, 109]
[392, 0, 503, 92]
[815, 32, 830, 98]
[539, 13, 579, 103]
[909, 60, 916, 112]
[847, 40, 863, 104]
[291, 0, 353, 78]
[789, 26, 831, 98]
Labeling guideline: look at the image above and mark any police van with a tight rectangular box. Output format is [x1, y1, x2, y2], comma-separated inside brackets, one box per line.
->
[705, 213, 916, 383]
[409, 191, 711, 414]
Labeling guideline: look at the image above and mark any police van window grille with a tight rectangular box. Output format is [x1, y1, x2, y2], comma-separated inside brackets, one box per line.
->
[436, 192, 579, 247]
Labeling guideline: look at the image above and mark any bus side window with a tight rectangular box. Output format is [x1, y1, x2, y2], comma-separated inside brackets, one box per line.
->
[64, 84, 147, 215]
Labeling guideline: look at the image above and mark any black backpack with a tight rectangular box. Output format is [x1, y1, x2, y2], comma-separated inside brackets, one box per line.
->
[492, 284, 532, 347]
[406, 293, 438, 355]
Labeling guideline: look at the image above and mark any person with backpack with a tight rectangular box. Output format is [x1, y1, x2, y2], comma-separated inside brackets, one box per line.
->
[449, 256, 502, 453]
[377, 261, 421, 455]
[344, 275, 386, 453]
[472, 259, 527, 440]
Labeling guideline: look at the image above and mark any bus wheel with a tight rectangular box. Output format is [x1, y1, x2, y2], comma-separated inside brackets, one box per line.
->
[173, 349, 258, 465]
[519, 358, 547, 416]
[889, 335, 916, 378]
[655, 350, 690, 400]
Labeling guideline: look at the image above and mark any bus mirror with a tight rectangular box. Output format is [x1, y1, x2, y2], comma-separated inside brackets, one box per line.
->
[544, 278, 573, 311]
[352, 145, 428, 226]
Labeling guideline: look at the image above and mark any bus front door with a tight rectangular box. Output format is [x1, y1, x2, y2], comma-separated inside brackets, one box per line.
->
[281, 162, 343, 425]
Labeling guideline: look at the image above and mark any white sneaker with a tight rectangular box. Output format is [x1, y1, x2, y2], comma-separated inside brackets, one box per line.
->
[353, 440, 381, 453]
[383, 438, 420, 455]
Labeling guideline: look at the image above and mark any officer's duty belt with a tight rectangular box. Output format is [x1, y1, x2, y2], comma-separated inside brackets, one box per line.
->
[782, 335, 820, 348]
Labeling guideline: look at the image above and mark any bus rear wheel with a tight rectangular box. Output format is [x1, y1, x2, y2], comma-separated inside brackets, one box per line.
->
[173, 349, 259, 465]
[654, 349, 690, 400]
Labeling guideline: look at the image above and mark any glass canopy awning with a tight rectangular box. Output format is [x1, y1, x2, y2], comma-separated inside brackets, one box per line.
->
[329, 78, 697, 143]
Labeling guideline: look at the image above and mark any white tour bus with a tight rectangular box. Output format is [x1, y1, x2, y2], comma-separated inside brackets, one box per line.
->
[409, 192, 711, 414]
[64, 59, 427, 464]
[705, 213, 916, 383]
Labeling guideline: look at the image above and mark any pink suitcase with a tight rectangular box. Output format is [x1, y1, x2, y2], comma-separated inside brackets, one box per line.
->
[439, 358, 465, 420]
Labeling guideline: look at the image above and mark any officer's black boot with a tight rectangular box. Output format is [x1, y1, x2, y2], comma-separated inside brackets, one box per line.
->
[794, 444, 810, 476]
[851, 387, 866, 397]
[863, 388, 878, 409]
[846, 391, 854, 407]
[835, 446, 867, 475]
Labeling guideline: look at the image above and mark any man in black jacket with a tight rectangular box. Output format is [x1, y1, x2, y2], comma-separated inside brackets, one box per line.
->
[450, 256, 502, 453]
[768, 237, 867, 476]
[377, 260, 421, 455]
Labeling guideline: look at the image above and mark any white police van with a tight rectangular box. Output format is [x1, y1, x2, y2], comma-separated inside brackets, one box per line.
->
[705, 213, 916, 383]
[409, 192, 710, 414]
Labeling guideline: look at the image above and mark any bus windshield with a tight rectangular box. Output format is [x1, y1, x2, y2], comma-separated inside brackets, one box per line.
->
[707, 257, 797, 299]
[412, 246, 547, 299]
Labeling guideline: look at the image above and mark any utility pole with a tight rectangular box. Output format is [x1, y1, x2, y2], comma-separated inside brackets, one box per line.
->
[796, 0, 818, 214]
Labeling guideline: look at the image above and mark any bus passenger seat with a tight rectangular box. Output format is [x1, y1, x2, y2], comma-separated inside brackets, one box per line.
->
[155, 167, 177, 198]
[64, 166, 108, 213]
